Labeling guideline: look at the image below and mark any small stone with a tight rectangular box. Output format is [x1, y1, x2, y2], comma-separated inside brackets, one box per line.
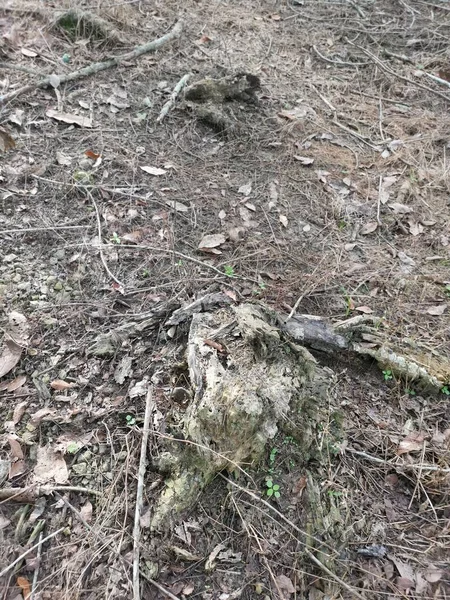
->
[46, 275, 57, 285]
[54, 249, 66, 260]
[53, 281, 63, 291]
[3, 253, 17, 263]
[12, 273, 21, 283]
[71, 462, 88, 476]
[17, 282, 31, 292]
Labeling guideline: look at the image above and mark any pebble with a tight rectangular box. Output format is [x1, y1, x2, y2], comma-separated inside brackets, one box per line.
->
[3, 253, 17, 263]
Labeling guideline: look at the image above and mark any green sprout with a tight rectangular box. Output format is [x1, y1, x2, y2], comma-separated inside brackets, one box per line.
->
[382, 369, 393, 381]
[66, 442, 80, 454]
[441, 386, 450, 396]
[224, 265, 235, 277]
[125, 414, 136, 426]
[266, 479, 281, 499]
[110, 232, 121, 244]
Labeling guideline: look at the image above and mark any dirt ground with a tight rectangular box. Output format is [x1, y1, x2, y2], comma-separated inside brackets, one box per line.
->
[0, 0, 449, 598]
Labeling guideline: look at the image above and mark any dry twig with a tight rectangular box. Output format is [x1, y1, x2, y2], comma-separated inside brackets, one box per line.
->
[0, 20, 183, 105]
[157, 73, 191, 123]
[133, 387, 154, 600]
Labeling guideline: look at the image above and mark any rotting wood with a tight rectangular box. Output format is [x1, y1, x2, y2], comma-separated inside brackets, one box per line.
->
[0, 20, 183, 105]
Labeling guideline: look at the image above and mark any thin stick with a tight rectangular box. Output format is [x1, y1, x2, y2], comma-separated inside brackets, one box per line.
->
[30, 531, 43, 600]
[0, 526, 65, 579]
[0, 225, 90, 235]
[97, 243, 261, 285]
[347, 40, 450, 103]
[376, 175, 382, 225]
[157, 73, 191, 123]
[0, 20, 183, 105]
[86, 189, 125, 290]
[312, 45, 369, 68]
[423, 71, 450, 90]
[221, 476, 367, 600]
[133, 387, 154, 600]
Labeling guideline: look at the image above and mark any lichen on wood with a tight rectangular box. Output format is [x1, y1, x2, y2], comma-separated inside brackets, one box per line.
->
[151, 303, 334, 529]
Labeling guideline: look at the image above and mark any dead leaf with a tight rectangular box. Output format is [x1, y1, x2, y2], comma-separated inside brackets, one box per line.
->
[7, 375, 26, 392]
[85, 149, 100, 160]
[397, 431, 427, 455]
[294, 155, 314, 165]
[21, 47, 37, 57]
[355, 306, 373, 314]
[0, 515, 11, 530]
[424, 566, 444, 583]
[426, 304, 446, 316]
[165, 200, 189, 212]
[245, 202, 256, 211]
[360, 222, 378, 235]
[50, 379, 76, 391]
[205, 543, 226, 571]
[17, 576, 31, 599]
[268, 181, 278, 208]
[55, 151, 72, 166]
[224, 290, 237, 301]
[198, 233, 226, 250]
[197, 34, 212, 44]
[379, 175, 398, 204]
[278, 105, 316, 121]
[8, 436, 25, 479]
[13, 400, 28, 425]
[396, 577, 415, 591]
[0, 340, 23, 378]
[276, 574, 295, 595]
[279, 215, 288, 227]
[48, 73, 61, 89]
[46, 109, 93, 128]
[228, 227, 246, 242]
[218, 209, 226, 220]
[122, 230, 143, 243]
[408, 219, 423, 236]
[238, 182, 252, 196]
[140, 165, 167, 176]
[0, 127, 16, 153]
[183, 583, 195, 596]
[170, 546, 202, 562]
[388, 202, 413, 214]
[8, 436, 24, 460]
[33, 445, 68, 484]
[80, 500, 93, 522]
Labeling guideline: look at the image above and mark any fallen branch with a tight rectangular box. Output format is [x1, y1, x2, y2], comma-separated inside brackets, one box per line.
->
[157, 73, 191, 123]
[0, 485, 101, 502]
[133, 387, 154, 600]
[0, 20, 183, 105]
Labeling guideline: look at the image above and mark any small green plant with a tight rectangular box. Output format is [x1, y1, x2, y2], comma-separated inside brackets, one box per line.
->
[406, 388, 416, 396]
[110, 232, 121, 244]
[266, 478, 281, 499]
[224, 265, 235, 277]
[328, 489, 343, 498]
[444, 284, 450, 298]
[66, 442, 80, 454]
[441, 385, 450, 396]
[125, 414, 136, 426]
[141, 268, 150, 279]
[338, 220, 347, 230]
[382, 369, 393, 381]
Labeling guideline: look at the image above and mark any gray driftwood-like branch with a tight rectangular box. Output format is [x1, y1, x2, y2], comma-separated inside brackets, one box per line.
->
[0, 20, 183, 105]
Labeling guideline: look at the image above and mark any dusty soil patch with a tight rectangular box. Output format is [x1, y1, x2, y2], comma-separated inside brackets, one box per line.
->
[0, 0, 449, 599]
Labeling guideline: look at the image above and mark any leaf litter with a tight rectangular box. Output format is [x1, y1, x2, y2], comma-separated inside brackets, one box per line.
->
[0, 2, 449, 599]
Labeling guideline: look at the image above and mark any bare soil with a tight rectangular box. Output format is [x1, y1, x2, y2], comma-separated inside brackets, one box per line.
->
[0, 1, 449, 599]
